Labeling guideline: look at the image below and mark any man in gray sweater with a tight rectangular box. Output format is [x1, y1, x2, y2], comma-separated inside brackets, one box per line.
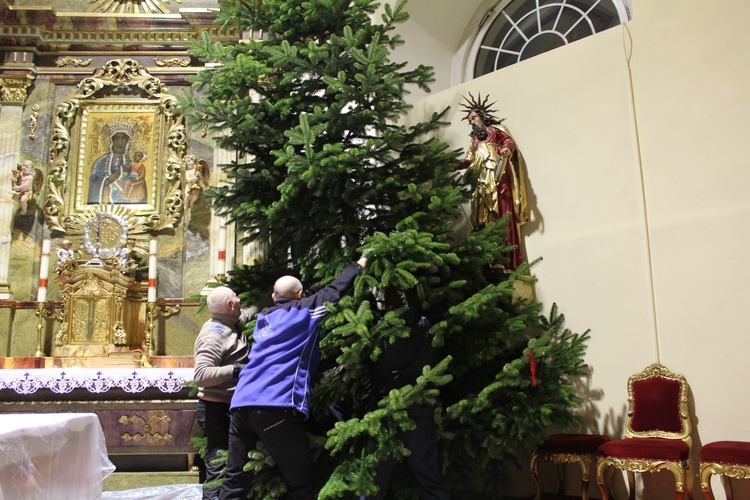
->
[194, 286, 251, 500]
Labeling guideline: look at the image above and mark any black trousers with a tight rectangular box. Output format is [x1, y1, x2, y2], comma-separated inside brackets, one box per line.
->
[372, 406, 450, 500]
[218, 406, 315, 500]
[196, 399, 231, 500]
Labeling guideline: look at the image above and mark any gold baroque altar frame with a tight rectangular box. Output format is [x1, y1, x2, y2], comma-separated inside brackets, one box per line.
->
[45, 58, 187, 234]
[38, 59, 189, 362]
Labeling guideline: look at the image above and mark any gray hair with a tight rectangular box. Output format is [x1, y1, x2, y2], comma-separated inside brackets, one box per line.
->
[206, 286, 236, 314]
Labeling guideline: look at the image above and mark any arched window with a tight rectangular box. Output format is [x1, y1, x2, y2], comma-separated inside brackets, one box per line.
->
[471, 0, 631, 78]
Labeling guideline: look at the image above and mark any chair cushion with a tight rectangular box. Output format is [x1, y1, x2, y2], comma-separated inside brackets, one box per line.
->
[538, 434, 610, 454]
[700, 441, 750, 465]
[599, 437, 690, 461]
[630, 376, 684, 433]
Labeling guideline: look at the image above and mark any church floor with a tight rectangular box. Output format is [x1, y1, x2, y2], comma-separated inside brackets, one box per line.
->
[101, 479, 585, 499]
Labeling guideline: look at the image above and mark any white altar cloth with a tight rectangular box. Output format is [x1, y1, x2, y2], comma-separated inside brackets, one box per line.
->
[0, 367, 193, 396]
[0, 412, 115, 499]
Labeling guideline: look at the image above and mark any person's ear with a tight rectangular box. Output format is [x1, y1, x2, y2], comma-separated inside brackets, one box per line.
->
[296, 290, 303, 299]
[272, 292, 277, 301]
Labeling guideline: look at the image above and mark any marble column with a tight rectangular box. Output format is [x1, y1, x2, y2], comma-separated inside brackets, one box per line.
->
[0, 75, 34, 299]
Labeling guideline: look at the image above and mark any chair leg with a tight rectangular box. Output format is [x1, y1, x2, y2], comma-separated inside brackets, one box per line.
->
[598, 480, 610, 500]
[672, 466, 688, 500]
[529, 452, 542, 500]
[596, 461, 610, 500]
[627, 471, 636, 500]
[721, 475, 733, 500]
[578, 457, 593, 500]
[701, 483, 715, 500]
[700, 465, 715, 500]
[555, 463, 565, 496]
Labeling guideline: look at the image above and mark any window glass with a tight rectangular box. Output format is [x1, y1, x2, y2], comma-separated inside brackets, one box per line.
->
[473, 0, 630, 78]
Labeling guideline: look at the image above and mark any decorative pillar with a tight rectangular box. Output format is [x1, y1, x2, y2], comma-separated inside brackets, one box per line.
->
[0, 74, 34, 299]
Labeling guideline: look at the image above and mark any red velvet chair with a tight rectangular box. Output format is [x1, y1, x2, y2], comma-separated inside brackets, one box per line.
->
[700, 441, 750, 500]
[595, 363, 692, 500]
[530, 433, 610, 500]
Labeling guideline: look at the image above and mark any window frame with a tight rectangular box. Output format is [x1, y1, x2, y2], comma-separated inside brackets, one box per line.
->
[466, 0, 631, 80]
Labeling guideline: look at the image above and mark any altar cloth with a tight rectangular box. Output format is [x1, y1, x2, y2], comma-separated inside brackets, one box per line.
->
[0, 412, 115, 499]
[0, 367, 193, 397]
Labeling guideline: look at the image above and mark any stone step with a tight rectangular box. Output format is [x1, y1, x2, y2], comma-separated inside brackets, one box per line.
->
[103, 470, 200, 492]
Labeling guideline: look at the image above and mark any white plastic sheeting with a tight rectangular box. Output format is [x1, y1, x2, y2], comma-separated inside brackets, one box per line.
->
[0, 413, 115, 500]
[102, 484, 202, 499]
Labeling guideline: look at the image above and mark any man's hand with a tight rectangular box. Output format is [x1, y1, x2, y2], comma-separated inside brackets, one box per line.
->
[232, 363, 246, 380]
[357, 257, 367, 268]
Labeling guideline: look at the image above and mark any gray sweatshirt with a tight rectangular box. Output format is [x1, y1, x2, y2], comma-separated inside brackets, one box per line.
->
[193, 310, 251, 404]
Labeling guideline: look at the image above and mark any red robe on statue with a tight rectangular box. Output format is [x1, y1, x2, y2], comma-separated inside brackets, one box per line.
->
[461, 124, 529, 270]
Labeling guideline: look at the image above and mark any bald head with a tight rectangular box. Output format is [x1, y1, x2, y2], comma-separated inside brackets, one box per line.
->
[273, 276, 303, 301]
[207, 286, 241, 317]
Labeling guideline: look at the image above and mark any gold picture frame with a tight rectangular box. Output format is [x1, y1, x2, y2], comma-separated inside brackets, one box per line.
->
[77, 102, 160, 209]
[45, 59, 186, 235]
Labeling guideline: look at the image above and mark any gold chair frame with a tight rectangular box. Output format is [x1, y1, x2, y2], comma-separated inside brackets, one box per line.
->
[596, 363, 692, 500]
[700, 457, 750, 499]
[531, 449, 598, 500]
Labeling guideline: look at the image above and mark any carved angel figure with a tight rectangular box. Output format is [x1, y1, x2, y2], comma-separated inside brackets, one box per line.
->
[184, 154, 211, 209]
[11, 160, 44, 215]
[56, 239, 76, 265]
[53, 239, 78, 278]
[112, 241, 137, 275]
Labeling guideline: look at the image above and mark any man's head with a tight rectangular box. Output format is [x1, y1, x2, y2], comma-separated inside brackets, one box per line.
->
[207, 286, 241, 318]
[111, 132, 131, 154]
[273, 276, 304, 301]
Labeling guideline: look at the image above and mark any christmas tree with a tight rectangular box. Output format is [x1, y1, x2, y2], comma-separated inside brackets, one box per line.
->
[181, 0, 590, 497]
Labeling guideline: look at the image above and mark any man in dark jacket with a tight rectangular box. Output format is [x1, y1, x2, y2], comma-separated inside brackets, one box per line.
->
[369, 288, 450, 500]
[219, 257, 367, 500]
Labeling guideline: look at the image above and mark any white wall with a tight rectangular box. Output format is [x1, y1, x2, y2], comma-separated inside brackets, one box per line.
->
[402, 0, 750, 498]
[379, 0, 496, 101]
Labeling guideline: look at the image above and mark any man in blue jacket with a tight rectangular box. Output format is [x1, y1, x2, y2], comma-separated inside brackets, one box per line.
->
[219, 257, 367, 500]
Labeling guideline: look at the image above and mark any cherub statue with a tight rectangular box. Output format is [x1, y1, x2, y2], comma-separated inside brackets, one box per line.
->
[56, 239, 76, 265]
[184, 154, 211, 209]
[10, 160, 44, 215]
[112, 240, 137, 275]
[53, 239, 78, 278]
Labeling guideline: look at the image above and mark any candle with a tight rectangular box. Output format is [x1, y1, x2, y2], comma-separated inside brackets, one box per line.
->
[36, 239, 51, 303]
[217, 224, 227, 276]
[148, 239, 157, 303]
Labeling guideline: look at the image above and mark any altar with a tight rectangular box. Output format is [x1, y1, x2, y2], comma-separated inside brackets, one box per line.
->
[0, 367, 200, 473]
[0, 58, 225, 489]
[0, 412, 115, 499]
